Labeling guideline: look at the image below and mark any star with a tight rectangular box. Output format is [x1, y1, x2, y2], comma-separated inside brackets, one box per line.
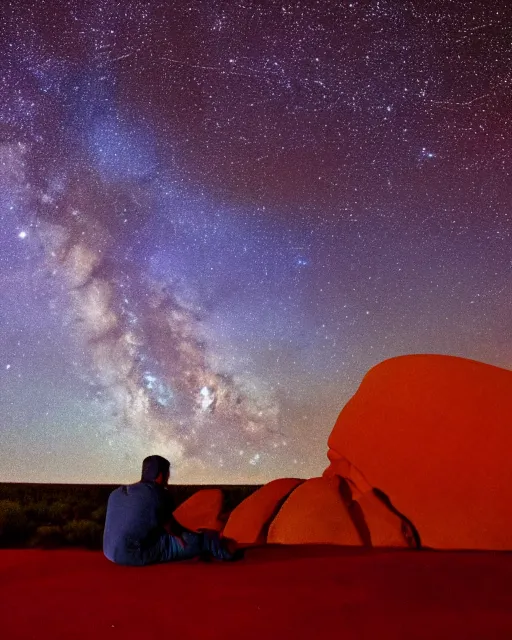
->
[420, 148, 436, 160]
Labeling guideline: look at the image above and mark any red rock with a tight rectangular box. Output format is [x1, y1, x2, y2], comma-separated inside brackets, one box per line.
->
[267, 476, 363, 545]
[173, 488, 225, 532]
[356, 490, 416, 548]
[323, 456, 414, 547]
[325, 355, 512, 550]
[223, 478, 304, 546]
[323, 454, 372, 499]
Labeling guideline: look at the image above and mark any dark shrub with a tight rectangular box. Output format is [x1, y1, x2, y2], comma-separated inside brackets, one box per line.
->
[24, 501, 51, 523]
[91, 505, 107, 523]
[47, 501, 73, 525]
[0, 500, 29, 546]
[31, 525, 65, 549]
[63, 519, 103, 549]
[72, 501, 96, 520]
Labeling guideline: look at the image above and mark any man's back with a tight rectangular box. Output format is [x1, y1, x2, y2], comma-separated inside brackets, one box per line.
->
[102, 455, 237, 565]
[103, 481, 171, 564]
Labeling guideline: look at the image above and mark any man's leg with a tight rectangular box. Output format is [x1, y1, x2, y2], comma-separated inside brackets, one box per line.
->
[201, 530, 237, 561]
[140, 531, 203, 565]
[138, 530, 239, 565]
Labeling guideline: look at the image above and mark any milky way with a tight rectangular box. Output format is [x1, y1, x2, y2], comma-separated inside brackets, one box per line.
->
[0, 1, 510, 483]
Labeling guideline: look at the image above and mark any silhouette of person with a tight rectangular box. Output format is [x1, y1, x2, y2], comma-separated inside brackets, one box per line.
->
[103, 455, 237, 565]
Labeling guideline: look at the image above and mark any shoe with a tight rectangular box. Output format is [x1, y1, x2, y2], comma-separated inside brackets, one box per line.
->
[202, 531, 236, 561]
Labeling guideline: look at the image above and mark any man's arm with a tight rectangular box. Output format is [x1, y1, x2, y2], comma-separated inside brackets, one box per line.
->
[160, 488, 187, 535]
[163, 514, 186, 535]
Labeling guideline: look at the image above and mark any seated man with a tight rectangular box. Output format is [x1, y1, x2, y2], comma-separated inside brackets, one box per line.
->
[103, 455, 236, 566]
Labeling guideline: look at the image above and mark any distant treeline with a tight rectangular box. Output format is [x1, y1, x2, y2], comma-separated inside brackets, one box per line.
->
[0, 483, 261, 550]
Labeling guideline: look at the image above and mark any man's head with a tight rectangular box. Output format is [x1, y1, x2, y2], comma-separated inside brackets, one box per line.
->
[141, 455, 171, 486]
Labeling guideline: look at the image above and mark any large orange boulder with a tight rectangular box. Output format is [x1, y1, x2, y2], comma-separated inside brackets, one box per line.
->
[323, 454, 373, 499]
[173, 489, 225, 532]
[355, 490, 417, 548]
[325, 355, 512, 550]
[223, 478, 304, 546]
[267, 476, 364, 545]
[323, 456, 416, 547]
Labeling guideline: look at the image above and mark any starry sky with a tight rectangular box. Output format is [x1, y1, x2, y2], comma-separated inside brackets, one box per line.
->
[0, 0, 510, 484]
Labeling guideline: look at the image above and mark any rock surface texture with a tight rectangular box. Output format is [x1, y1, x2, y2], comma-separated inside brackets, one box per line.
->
[173, 488, 225, 532]
[223, 478, 304, 546]
[267, 476, 363, 545]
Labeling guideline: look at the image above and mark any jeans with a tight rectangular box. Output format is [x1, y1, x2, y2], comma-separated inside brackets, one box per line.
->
[111, 531, 234, 566]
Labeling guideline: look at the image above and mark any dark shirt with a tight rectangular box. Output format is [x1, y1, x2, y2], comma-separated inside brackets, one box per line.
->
[103, 481, 177, 563]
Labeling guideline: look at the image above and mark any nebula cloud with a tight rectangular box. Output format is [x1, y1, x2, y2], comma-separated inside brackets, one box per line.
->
[36, 199, 285, 476]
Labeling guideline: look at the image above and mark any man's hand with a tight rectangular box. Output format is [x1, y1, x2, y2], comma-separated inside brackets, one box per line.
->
[163, 515, 187, 537]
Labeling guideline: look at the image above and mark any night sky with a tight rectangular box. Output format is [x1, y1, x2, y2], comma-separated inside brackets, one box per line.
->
[0, 0, 510, 484]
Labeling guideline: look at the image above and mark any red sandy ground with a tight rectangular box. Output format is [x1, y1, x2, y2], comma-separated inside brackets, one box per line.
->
[1, 547, 511, 639]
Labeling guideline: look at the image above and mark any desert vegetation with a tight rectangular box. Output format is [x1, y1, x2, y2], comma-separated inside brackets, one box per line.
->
[0, 483, 260, 550]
